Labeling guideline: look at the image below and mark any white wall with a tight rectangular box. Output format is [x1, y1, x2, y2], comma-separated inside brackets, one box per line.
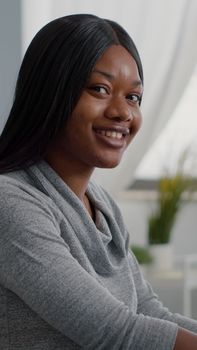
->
[0, 0, 22, 131]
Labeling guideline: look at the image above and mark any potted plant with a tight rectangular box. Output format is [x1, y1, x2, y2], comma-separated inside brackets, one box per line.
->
[148, 171, 194, 270]
[130, 245, 153, 265]
[130, 245, 153, 275]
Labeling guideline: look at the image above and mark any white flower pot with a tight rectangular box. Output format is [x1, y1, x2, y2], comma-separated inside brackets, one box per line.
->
[149, 244, 174, 271]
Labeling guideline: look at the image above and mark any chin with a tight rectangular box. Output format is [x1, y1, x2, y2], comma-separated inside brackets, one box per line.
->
[95, 157, 122, 169]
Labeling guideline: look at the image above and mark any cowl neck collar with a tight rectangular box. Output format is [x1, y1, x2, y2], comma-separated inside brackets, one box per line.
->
[27, 160, 127, 275]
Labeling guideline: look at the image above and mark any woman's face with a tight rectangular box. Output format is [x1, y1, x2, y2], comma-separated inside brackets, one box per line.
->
[54, 45, 143, 171]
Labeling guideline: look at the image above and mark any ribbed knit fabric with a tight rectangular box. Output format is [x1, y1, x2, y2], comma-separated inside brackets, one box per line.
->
[0, 160, 197, 349]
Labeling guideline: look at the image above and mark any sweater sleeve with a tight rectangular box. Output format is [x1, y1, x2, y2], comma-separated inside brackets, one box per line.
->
[128, 251, 197, 334]
[0, 181, 179, 350]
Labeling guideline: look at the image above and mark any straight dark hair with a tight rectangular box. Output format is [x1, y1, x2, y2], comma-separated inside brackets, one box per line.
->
[0, 14, 143, 173]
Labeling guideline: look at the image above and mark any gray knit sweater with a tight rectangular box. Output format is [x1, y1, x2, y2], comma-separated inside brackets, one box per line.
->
[0, 161, 197, 350]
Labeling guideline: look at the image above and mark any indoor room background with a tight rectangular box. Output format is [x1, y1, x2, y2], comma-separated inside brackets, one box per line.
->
[1, 0, 197, 318]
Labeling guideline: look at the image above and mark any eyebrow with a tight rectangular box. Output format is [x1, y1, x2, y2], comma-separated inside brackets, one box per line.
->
[92, 69, 143, 88]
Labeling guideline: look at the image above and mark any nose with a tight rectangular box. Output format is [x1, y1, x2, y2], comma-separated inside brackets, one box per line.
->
[104, 97, 133, 122]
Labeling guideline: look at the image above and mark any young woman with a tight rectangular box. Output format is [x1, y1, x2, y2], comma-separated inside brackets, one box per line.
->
[0, 13, 196, 350]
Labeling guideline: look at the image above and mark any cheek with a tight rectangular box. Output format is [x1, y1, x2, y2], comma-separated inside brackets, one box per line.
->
[73, 94, 105, 116]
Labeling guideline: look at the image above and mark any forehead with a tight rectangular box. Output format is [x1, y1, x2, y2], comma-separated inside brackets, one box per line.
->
[92, 45, 142, 84]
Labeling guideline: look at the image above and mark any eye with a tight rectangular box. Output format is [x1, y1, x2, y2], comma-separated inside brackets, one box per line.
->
[127, 94, 141, 104]
[89, 85, 108, 95]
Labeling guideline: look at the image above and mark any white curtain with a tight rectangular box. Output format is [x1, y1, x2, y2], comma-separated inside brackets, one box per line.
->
[19, 0, 197, 192]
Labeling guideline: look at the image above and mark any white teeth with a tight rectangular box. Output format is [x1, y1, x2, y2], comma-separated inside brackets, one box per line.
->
[116, 133, 122, 139]
[106, 131, 113, 137]
[97, 130, 123, 139]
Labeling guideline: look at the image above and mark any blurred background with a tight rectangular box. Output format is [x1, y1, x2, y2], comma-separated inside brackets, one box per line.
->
[1, 0, 197, 317]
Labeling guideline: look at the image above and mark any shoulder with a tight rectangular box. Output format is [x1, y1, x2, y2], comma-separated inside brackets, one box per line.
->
[0, 170, 31, 203]
[0, 170, 39, 207]
[0, 167, 52, 202]
[0, 168, 35, 191]
[0, 169, 60, 225]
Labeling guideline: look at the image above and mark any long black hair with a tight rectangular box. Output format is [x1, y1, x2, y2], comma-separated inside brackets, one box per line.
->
[0, 14, 143, 173]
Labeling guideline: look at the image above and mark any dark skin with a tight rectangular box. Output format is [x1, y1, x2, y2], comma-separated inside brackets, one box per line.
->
[46, 45, 197, 348]
[46, 45, 143, 217]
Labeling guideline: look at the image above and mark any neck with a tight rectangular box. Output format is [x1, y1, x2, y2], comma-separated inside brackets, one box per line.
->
[45, 152, 94, 200]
